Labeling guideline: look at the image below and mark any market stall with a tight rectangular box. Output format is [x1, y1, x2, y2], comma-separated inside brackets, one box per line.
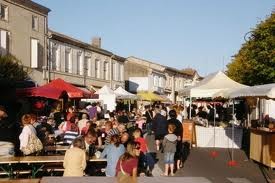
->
[178, 71, 247, 148]
[95, 85, 116, 111]
[114, 87, 138, 111]
[229, 83, 275, 168]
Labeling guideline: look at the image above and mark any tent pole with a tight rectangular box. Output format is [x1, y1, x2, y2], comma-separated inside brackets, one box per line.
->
[189, 97, 192, 119]
[214, 102, 216, 148]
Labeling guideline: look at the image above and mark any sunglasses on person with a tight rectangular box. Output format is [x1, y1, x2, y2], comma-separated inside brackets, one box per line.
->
[134, 146, 141, 150]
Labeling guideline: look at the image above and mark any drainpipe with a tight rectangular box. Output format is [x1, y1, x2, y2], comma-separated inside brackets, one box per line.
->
[47, 34, 52, 84]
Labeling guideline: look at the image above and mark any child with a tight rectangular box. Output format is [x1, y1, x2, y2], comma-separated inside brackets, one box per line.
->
[63, 138, 86, 176]
[162, 123, 177, 176]
[133, 128, 154, 176]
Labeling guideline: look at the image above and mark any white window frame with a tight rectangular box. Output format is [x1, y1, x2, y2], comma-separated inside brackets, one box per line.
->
[86, 56, 92, 77]
[95, 59, 100, 79]
[0, 29, 8, 55]
[120, 64, 124, 81]
[65, 49, 71, 73]
[77, 51, 83, 75]
[31, 38, 38, 68]
[104, 61, 108, 80]
[112, 62, 116, 81]
[154, 75, 159, 87]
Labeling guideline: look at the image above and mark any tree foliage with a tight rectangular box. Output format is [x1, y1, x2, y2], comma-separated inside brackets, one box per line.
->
[0, 55, 29, 81]
[226, 12, 275, 85]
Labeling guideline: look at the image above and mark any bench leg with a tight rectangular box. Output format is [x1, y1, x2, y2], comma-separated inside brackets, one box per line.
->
[0, 164, 13, 179]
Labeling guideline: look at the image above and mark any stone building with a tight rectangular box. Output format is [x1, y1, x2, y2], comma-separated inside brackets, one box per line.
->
[0, 0, 50, 85]
[125, 56, 199, 103]
[48, 30, 125, 90]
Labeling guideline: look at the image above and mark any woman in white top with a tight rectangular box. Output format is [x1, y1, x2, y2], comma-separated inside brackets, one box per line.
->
[19, 114, 37, 152]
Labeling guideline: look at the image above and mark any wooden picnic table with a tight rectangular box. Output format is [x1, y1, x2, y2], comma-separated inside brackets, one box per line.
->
[0, 157, 20, 178]
[18, 155, 107, 178]
[0, 179, 40, 183]
[44, 145, 69, 152]
[0, 155, 106, 178]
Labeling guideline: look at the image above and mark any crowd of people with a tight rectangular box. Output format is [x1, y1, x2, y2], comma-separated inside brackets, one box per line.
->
[0, 101, 225, 181]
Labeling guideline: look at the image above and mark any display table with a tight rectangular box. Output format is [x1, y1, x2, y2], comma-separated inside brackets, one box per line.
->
[250, 128, 275, 168]
[195, 126, 243, 148]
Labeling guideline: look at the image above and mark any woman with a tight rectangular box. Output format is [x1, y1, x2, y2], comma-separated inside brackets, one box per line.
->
[116, 141, 140, 183]
[63, 137, 86, 176]
[19, 114, 42, 155]
[100, 134, 125, 177]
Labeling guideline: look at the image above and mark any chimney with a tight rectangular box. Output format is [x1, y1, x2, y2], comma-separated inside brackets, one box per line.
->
[91, 37, 101, 48]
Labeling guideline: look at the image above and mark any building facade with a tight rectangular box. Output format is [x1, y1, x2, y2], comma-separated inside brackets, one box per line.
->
[48, 30, 125, 90]
[125, 56, 166, 94]
[0, 0, 50, 85]
[125, 56, 199, 103]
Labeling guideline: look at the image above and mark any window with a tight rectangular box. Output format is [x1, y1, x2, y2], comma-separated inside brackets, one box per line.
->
[159, 77, 163, 87]
[55, 46, 60, 71]
[31, 38, 38, 68]
[154, 76, 159, 86]
[51, 44, 60, 71]
[103, 62, 108, 80]
[117, 63, 120, 81]
[86, 56, 92, 77]
[32, 16, 38, 31]
[0, 29, 8, 55]
[0, 4, 8, 21]
[95, 59, 100, 78]
[65, 49, 71, 73]
[112, 62, 116, 80]
[77, 52, 82, 75]
[120, 64, 124, 81]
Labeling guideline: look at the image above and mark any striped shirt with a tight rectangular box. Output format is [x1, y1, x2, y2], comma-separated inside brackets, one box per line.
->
[63, 131, 79, 144]
[104, 128, 119, 145]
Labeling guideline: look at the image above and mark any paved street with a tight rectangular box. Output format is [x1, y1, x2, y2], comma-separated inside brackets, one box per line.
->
[146, 134, 275, 183]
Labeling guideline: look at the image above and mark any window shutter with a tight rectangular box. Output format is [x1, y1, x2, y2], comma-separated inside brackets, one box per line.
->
[31, 39, 38, 68]
[0, 30, 7, 55]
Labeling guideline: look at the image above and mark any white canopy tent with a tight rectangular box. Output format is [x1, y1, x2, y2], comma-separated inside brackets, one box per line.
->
[95, 85, 116, 111]
[179, 71, 248, 159]
[229, 83, 275, 99]
[229, 83, 275, 121]
[114, 87, 138, 100]
[179, 71, 248, 98]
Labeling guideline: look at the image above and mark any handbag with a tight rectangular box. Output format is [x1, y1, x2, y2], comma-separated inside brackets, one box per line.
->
[117, 160, 133, 183]
[21, 127, 43, 155]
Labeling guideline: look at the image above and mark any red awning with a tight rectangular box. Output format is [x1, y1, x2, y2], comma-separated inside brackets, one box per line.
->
[16, 85, 65, 100]
[44, 78, 92, 98]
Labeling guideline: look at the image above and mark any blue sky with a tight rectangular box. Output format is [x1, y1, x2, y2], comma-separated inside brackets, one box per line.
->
[34, 0, 274, 76]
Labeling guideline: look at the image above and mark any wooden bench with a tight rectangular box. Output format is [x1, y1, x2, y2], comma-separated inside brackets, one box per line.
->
[0, 179, 40, 183]
[0, 155, 106, 178]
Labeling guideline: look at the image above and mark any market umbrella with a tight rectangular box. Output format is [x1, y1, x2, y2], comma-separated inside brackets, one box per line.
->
[44, 78, 92, 98]
[137, 91, 165, 102]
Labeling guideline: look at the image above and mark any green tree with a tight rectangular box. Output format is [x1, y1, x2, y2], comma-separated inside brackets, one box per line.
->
[227, 12, 275, 85]
[0, 55, 29, 81]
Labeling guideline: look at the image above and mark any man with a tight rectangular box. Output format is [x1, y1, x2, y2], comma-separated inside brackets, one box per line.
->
[152, 106, 168, 151]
